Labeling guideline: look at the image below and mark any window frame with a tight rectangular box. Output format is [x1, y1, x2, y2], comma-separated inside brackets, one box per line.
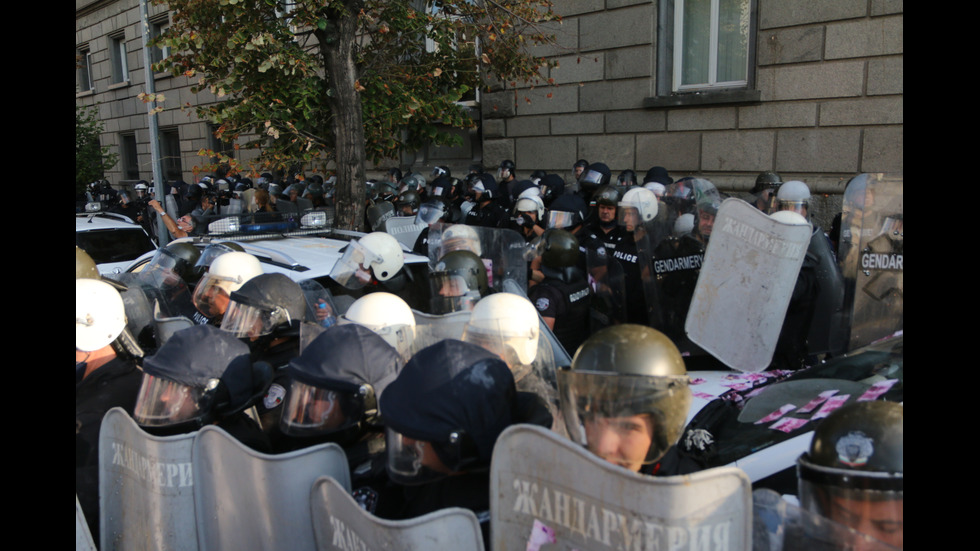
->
[119, 132, 140, 181]
[149, 17, 171, 67]
[77, 46, 94, 93]
[648, 0, 760, 107]
[109, 31, 130, 86]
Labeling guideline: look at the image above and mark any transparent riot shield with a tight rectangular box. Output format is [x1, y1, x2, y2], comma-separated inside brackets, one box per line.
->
[367, 201, 396, 232]
[491, 424, 752, 551]
[585, 244, 627, 331]
[192, 425, 351, 551]
[76, 495, 96, 551]
[410, 308, 472, 353]
[310, 476, 485, 551]
[385, 215, 427, 251]
[839, 174, 903, 350]
[752, 489, 899, 551]
[427, 223, 529, 293]
[687, 199, 812, 372]
[98, 407, 198, 551]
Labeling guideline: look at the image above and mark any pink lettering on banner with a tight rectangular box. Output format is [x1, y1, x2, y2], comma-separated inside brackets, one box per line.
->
[755, 404, 796, 424]
[798, 390, 840, 413]
[770, 417, 809, 433]
[812, 394, 851, 419]
[693, 392, 716, 400]
[858, 379, 898, 401]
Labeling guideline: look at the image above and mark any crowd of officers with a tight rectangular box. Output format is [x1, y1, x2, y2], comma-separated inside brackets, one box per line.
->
[76, 159, 902, 549]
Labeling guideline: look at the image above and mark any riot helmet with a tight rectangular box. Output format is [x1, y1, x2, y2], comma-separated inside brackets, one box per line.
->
[439, 223, 482, 256]
[415, 197, 451, 225]
[221, 273, 307, 339]
[694, 196, 722, 242]
[558, 324, 692, 472]
[429, 250, 489, 314]
[399, 172, 426, 194]
[340, 292, 417, 361]
[431, 165, 451, 180]
[643, 181, 666, 197]
[537, 228, 580, 270]
[510, 180, 541, 203]
[579, 163, 611, 196]
[388, 167, 403, 184]
[642, 166, 672, 187]
[381, 339, 516, 485]
[76, 246, 101, 281]
[462, 293, 540, 381]
[573, 159, 589, 180]
[593, 184, 621, 229]
[513, 195, 545, 221]
[618, 187, 659, 231]
[539, 174, 565, 205]
[141, 242, 204, 288]
[134, 325, 273, 434]
[751, 170, 783, 194]
[617, 169, 638, 187]
[192, 251, 263, 320]
[280, 324, 402, 439]
[76, 278, 127, 352]
[673, 213, 695, 237]
[498, 159, 516, 181]
[330, 232, 404, 290]
[396, 189, 421, 216]
[194, 242, 246, 272]
[797, 401, 903, 548]
[133, 181, 150, 200]
[775, 180, 812, 219]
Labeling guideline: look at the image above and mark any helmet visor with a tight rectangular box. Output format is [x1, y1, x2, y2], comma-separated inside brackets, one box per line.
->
[329, 240, 381, 290]
[545, 210, 581, 229]
[279, 380, 366, 437]
[415, 202, 447, 225]
[192, 273, 236, 318]
[385, 427, 460, 486]
[462, 320, 538, 379]
[133, 373, 213, 427]
[221, 301, 288, 339]
[558, 371, 691, 469]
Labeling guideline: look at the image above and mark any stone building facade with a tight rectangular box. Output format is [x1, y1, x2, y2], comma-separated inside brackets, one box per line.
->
[77, 0, 902, 225]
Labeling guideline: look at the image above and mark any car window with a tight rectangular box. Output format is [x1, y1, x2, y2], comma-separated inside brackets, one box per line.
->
[76, 229, 156, 264]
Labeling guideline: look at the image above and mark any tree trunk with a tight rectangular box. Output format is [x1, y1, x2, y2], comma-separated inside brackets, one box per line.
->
[317, 1, 367, 231]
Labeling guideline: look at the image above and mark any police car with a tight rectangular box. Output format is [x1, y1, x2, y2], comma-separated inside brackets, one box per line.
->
[679, 333, 903, 495]
[76, 210, 157, 275]
[122, 209, 433, 311]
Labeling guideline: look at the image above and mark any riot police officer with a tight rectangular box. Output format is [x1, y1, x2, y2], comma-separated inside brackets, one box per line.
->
[797, 401, 903, 549]
[527, 228, 592, 354]
[558, 325, 693, 475]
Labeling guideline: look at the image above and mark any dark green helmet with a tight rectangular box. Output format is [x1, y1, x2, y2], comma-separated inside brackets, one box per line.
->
[591, 184, 621, 208]
[540, 228, 580, 269]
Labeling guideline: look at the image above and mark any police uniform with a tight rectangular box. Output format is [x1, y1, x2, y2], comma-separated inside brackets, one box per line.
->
[528, 269, 592, 354]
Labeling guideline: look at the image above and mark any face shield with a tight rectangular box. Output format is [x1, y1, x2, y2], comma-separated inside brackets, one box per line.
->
[558, 370, 691, 471]
[385, 427, 466, 485]
[329, 240, 382, 290]
[618, 205, 643, 232]
[462, 318, 539, 381]
[192, 272, 238, 318]
[545, 210, 581, 230]
[798, 456, 903, 548]
[139, 249, 186, 290]
[279, 380, 371, 437]
[220, 301, 293, 339]
[133, 372, 217, 428]
[415, 201, 447, 225]
[429, 273, 482, 314]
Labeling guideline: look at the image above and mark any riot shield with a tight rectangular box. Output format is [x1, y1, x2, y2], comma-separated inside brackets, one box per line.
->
[76, 495, 96, 551]
[310, 476, 485, 551]
[584, 243, 627, 330]
[687, 199, 812, 372]
[410, 308, 471, 352]
[192, 425, 351, 551]
[752, 489, 899, 551]
[385, 215, 427, 251]
[98, 407, 198, 551]
[367, 201, 396, 232]
[839, 174, 903, 350]
[427, 223, 529, 293]
[491, 424, 752, 551]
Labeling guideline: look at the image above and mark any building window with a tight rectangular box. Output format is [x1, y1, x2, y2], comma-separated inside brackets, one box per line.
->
[77, 47, 94, 92]
[208, 124, 236, 159]
[652, 0, 758, 103]
[160, 128, 183, 179]
[149, 18, 170, 66]
[119, 133, 140, 180]
[109, 32, 129, 85]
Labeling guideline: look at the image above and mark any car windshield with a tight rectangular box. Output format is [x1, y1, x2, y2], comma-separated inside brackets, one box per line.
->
[77, 228, 156, 264]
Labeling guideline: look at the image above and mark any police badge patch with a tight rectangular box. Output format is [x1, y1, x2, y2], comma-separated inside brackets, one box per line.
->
[535, 297, 550, 311]
[263, 383, 286, 409]
[835, 431, 874, 467]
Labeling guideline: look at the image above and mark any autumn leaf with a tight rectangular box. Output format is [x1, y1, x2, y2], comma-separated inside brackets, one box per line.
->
[432, 68, 443, 77]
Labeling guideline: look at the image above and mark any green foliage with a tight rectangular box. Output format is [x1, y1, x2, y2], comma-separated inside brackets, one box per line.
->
[76, 104, 119, 194]
[151, 0, 559, 174]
